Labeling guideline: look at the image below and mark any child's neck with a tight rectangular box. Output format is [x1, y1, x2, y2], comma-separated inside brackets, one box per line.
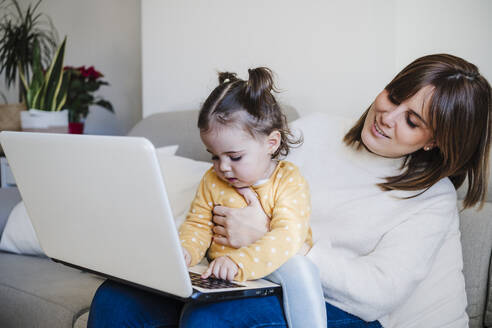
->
[254, 159, 279, 186]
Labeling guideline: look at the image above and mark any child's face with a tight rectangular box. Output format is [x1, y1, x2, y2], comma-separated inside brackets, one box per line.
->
[200, 125, 279, 188]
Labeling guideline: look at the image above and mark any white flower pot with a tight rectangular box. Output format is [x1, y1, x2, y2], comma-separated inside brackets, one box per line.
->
[20, 109, 69, 133]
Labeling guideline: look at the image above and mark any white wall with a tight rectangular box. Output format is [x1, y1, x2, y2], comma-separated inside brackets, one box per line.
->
[395, 0, 492, 79]
[1, 0, 142, 134]
[142, 0, 492, 119]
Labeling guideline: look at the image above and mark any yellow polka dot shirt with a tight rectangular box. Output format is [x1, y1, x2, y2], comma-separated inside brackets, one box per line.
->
[179, 160, 312, 282]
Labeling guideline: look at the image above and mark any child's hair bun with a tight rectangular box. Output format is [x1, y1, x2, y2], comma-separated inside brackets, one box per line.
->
[218, 72, 238, 84]
[244, 67, 277, 116]
[246, 67, 275, 99]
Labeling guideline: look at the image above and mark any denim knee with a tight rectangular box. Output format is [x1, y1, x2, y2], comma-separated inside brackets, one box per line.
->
[88, 280, 182, 328]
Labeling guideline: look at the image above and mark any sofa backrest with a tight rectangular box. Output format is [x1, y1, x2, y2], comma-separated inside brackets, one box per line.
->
[127, 104, 300, 162]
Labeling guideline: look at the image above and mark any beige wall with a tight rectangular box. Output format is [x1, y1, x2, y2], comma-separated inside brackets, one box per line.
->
[142, 0, 492, 118]
[1, 0, 141, 134]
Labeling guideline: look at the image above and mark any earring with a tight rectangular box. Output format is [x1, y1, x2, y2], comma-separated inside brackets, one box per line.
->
[424, 146, 431, 151]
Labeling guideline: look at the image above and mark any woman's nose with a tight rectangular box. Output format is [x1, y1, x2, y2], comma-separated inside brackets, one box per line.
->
[380, 105, 403, 128]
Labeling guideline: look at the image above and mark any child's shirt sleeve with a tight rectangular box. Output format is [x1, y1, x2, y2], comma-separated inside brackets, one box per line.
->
[178, 168, 215, 266]
[226, 166, 311, 281]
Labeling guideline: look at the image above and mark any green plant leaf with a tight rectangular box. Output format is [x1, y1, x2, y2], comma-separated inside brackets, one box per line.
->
[41, 36, 66, 110]
[55, 67, 69, 110]
[95, 99, 114, 112]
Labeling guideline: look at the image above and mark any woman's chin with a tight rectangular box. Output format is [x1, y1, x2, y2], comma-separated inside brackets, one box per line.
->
[361, 131, 386, 157]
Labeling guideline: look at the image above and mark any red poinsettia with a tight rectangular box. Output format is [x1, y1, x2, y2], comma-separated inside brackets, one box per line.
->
[63, 65, 113, 122]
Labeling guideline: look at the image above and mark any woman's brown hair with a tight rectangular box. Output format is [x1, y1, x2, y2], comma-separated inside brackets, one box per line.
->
[344, 54, 491, 209]
[198, 67, 301, 159]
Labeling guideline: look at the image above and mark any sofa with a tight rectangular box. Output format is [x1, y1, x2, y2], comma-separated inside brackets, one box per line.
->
[0, 108, 491, 327]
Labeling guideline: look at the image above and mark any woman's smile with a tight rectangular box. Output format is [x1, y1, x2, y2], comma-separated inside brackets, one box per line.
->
[373, 118, 389, 138]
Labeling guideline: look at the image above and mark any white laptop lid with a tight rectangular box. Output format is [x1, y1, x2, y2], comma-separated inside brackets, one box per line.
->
[0, 131, 193, 298]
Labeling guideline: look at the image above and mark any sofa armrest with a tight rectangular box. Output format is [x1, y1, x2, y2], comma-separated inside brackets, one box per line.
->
[0, 187, 21, 237]
[460, 202, 492, 327]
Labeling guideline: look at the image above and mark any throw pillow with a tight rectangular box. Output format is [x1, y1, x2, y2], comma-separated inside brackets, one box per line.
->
[156, 153, 211, 228]
[156, 144, 179, 156]
[0, 201, 45, 256]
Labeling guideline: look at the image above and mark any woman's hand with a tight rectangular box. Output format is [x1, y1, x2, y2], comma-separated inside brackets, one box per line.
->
[212, 187, 270, 248]
[201, 256, 238, 281]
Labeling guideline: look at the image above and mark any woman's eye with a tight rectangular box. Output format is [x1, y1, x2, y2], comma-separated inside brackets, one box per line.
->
[388, 93, 399, 105]
[230, 156, 242, 162]
[211, 155, 219, 161]
[406, 114, 418, 128]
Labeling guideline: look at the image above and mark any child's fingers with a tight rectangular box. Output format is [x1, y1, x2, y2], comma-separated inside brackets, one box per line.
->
[235, 187, 259, 205]
[212, 261, 222, 279]
[182, 248, 191, 266]
[220, 264, 229, 280]
[201, 261, 214, 279]
[226, 266, 236, 281]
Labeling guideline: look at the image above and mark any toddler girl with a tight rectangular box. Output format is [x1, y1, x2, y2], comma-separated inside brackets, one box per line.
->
[179, 67, 326, 327]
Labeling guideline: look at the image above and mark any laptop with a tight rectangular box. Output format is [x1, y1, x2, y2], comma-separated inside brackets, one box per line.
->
[0, 131, 280, 302]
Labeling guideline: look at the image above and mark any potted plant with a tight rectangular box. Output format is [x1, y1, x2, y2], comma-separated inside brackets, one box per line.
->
[19, 37, 69, 132]
[63, 65, 114, 134]
[0, 0, 58, 102]
[0, 0, 58, 136]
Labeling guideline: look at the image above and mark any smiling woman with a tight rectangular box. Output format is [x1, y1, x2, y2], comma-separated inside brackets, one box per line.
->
[361, 86, 435, 158]
[345, 54, 492, 209]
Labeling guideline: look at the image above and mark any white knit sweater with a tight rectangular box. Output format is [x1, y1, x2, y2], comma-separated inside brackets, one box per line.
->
[287, 113, 468, 328]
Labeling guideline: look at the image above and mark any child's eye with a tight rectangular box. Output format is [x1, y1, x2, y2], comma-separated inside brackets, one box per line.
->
[230, 156, 242, 162]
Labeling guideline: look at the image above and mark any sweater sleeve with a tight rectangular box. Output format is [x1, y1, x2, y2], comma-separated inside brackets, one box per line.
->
[307, 186, 458, 321]
[178, 169, 215, 266]
[227, 169, 311, 281]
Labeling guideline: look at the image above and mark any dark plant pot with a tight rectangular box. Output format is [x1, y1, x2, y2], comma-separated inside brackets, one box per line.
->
[68, 122, 84, 134]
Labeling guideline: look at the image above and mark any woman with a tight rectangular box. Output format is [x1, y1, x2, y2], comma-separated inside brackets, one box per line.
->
[88, 54, 491, 327]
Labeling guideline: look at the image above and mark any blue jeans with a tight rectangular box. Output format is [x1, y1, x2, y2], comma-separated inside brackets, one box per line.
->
[88, 281, 382, 328]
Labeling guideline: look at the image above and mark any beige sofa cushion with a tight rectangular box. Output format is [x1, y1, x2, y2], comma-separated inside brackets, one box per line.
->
[0, 252, 103, 327]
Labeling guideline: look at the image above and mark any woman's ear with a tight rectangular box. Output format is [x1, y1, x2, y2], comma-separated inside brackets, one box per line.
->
[423, 140, 437, 151]
[267, 130, 281, 155]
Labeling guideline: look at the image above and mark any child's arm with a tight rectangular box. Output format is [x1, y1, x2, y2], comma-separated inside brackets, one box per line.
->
[178, 169, 215, 266]
[226, 170, 311, 281]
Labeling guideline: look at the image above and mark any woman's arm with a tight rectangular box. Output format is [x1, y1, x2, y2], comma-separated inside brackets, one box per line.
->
[307, 188, 458, 322]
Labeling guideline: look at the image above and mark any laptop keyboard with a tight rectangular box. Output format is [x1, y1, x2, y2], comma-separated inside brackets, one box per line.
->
[189, 272, 244, 289]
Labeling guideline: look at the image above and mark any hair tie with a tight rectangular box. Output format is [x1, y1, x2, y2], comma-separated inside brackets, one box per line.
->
[448, 72, 478, 81]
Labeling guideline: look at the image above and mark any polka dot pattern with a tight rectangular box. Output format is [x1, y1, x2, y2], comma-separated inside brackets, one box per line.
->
[178, 162, 312, 280]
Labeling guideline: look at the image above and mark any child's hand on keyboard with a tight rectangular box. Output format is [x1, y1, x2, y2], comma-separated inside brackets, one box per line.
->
[182, 248, 191, 267]
[201, 256, 238, 281]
